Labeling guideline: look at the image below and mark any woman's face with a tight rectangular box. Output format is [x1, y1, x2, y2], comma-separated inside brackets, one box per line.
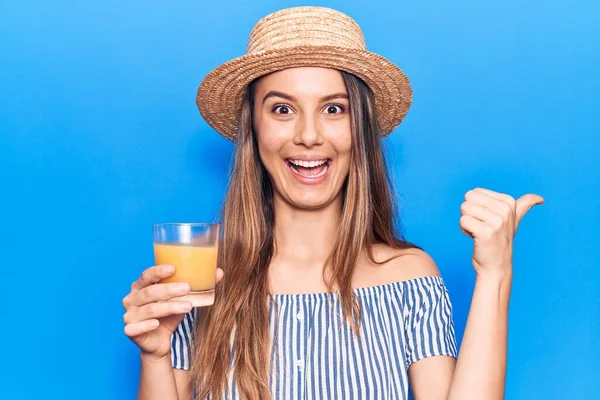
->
[252, 67, 352, 210]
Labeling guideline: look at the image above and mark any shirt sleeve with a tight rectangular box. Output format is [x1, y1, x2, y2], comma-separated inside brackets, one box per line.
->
[404, 276, 458, 367]
[171, 308, 196, 370]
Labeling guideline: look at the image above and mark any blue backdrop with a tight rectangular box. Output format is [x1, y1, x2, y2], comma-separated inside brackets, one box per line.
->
[1, 0, 598, 399]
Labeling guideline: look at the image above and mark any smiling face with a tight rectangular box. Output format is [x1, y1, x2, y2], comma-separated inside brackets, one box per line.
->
[252, 67, 352, 210]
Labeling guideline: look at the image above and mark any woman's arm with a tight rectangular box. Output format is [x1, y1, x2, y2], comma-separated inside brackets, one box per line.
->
[126, 269, 221, 400]
[137, 354, 193, 400]
[408, 271, 510, 400]
[446, 271, 511, 400]
[410, 188, 543, 400]
[138, 354, 180, 400]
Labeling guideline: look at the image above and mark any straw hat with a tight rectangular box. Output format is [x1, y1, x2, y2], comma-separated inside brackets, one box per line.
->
[196, 6, 412, 141]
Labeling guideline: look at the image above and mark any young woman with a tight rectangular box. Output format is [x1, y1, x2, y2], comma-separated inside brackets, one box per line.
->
[122, 6, 544, 400]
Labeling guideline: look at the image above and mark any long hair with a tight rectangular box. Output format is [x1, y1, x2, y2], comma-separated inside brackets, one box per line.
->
[190, 71, 421, 399]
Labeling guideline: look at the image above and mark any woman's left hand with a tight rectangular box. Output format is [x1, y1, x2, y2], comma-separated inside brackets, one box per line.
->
[459, 188, 545, 278]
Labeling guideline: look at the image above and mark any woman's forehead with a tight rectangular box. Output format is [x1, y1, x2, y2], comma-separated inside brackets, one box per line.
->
[254, 67, 347, 99]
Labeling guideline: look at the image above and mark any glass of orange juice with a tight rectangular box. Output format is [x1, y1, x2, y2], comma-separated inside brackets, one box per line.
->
[153, 223, 219, 305]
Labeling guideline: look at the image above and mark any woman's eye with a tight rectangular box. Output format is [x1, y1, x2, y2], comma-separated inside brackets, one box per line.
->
[273, 105, 293, 115]
[324, 104, 345, 114]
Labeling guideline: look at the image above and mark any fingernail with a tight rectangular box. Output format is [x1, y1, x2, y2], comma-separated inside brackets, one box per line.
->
[178, 303, 192, 311]
[176, 283, 190, 292]
[162, 265, 175, 273]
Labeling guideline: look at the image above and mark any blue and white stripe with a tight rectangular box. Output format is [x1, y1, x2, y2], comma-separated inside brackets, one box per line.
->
[172, 275, 457, 399]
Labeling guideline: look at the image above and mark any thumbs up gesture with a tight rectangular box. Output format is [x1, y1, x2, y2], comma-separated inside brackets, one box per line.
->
[460, 188, 545, 277]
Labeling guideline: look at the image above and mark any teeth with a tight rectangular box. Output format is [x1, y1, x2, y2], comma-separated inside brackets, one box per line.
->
[290, 163, 329, 178]
[289, 159, 328, 168]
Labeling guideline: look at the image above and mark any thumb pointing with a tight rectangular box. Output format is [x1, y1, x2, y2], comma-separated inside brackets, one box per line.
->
[515, 193, 545, 226]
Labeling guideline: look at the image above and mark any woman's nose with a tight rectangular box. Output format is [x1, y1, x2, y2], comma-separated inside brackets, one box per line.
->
[293, 114, 324, 147]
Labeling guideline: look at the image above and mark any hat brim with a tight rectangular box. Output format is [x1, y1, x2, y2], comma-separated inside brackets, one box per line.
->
[196, 46, 412, 141]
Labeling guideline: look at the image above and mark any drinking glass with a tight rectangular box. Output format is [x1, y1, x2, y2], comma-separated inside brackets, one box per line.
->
[153, 223, 219, 304]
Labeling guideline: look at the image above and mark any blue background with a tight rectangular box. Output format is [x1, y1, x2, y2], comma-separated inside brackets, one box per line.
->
[1, 0, 598, 398]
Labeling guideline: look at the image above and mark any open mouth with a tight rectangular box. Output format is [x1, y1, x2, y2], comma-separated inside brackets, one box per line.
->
[285, 158, 332, 179]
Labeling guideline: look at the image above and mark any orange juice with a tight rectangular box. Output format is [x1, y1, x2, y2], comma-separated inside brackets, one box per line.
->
[154, 243, 218, 292]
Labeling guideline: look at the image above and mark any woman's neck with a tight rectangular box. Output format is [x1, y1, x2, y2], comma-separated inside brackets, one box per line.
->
[271, 194, 342, 268]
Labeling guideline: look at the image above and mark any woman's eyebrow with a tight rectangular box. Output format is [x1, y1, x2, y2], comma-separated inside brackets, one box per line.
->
[262, 91, 349, 105]
[320, 93, 348, 102]
[262, 91, 296, 104]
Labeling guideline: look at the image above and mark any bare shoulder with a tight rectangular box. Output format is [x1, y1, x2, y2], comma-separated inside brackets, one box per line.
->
[356, 244, 441, 287]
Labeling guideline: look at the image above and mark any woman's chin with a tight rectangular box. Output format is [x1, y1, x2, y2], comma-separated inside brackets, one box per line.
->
[291, 201, 328, 210]
[286, 193, 341, 211]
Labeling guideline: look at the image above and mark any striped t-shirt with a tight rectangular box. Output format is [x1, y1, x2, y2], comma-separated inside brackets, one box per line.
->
[172, 276, 457, 399]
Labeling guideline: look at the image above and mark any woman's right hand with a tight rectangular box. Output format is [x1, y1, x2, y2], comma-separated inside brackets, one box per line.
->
[122, 264, 224, 360]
